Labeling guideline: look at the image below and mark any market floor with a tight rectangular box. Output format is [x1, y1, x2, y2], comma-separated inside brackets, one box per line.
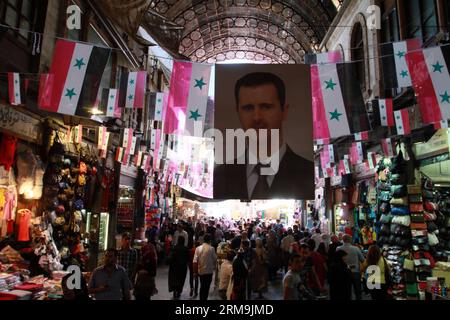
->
[151, 264, 284, 300]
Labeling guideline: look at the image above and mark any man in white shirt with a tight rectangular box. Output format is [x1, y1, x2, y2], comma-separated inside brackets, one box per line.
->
[218, 251, 235, 300]
[172, 223, 188, 247]
[311, 228, 322, 251]
[337, 234, 365, 300]
[193, 234, 217, 300]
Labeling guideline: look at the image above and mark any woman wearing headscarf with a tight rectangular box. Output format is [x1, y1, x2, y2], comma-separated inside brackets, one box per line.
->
[231, 249, 249, 300]
[249, 238, 269, 299]
[168, 236, 189, 299]
[327, 250, 353, 300]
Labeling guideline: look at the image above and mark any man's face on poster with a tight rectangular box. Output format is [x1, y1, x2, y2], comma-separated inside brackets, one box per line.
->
[236, 83, 288, 139]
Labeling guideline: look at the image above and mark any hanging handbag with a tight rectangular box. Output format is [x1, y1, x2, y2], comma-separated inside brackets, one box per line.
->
[378, 191, 392, 202]
[428, 233, 439, 246]
[391, 206, 410, 216]
[411, 213, 425, 224]
[409, 203, 424, 212]
[380, 214, 393, 224]
[390, 197, 408, 206]
[403, 255, 415, 271]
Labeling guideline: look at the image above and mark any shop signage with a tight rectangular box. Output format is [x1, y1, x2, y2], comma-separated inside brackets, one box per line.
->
[0, 104, 40, 143]
[413, 129, 449, 160]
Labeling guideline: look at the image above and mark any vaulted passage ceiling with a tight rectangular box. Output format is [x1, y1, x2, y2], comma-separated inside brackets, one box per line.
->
[148, 0, 339, 64]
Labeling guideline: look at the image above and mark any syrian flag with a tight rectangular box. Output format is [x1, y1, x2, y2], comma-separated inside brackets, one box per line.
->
[165, 62, 212, 136]
[115, 147, 124, 163]
[121, 128, 134, 164]
[305, 50, 343, 65]
[406, 45, 450, 123]
[394, 109, 411, 135]
[381, 138, 395, 157]
[434, 120, 449, 130]
[380, 38, 421, 88]
[350, 142, 364, 165]
[312, 63, 370, 139]
[8, 73, 26, 106]
[141, 154, 148, 170]
[153, 92, 166, 121]
[338, 158, 351, 175]
[367, 152, 377, 170]
[134, 151, 143, 167]
[38, 40, 111, 117]
[150, 129, 157, 149]
[354, 131, 369, 141]
[101, 88, 121, 117]
[119, 71, 147, 109]
[373, 99, 395, 126]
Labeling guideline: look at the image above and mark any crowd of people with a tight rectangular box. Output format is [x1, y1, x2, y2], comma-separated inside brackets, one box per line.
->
[60, 217, 392, 301]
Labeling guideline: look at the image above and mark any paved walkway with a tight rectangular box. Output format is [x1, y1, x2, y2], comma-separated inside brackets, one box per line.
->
[151, 264, 284, 301]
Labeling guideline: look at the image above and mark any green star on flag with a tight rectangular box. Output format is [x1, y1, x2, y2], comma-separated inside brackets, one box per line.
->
[74, 58, 86, 70]
[65, 88, 76, 100]
[432, 62, 444, 73]
[325, 79, 337, 90]
[15, 93, 18, 97]
[440, 91, 450, 103]
[400, 70, 408, 78]
[15, 80, 18, 84]
[130, 79, 135, 85]
[194, 78, 207, 90]
[329, 109, 343, 121]
[189, 109, 202, 121]
[396, 51, 406, 58]
[110, 95, 115, 99]
[128, 94, 134, 100]
[157, 98, 162, 103]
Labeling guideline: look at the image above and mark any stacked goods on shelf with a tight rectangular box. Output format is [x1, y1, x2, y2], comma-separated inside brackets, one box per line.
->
[427, 182, 450, 263]
[376, 151, 411, 299]
[407, 184, 434, 300]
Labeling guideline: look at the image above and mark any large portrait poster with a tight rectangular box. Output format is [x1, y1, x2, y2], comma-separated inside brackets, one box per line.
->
[214, 64, 314, 200]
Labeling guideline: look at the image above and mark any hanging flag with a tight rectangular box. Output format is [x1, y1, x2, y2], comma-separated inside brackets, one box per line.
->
[164, 61, 212, 135]
[367, 152, 377, 170]
[354, 131, 369, 141]
[115, 147, 124, 163]
[119, 71, 147, 109]
[434, 120, 449, 130]
[339, 158, 351, 175]
[98, 126, 107, 149]
[99, 132, 110, 159]
[394, 109, 411, 135]
[381, 138, 395, 157]
[373, 99, 395, 126]
[38, 74, 54, 109]
[153, 129, 163, 169]
[121, 128, 134, 164]
[305, 50, 343, 65]
[101, 88, 120, 117]
[406, 45, 450, 123]
[135, 151, 143, 167]
[8, 73, 25, 106]
[350, 142, 364, 165]
[380, 38, 422, 88]
[154, 92, 165, 121]
[38, 39, 111, 117]
[150, 129, 157, 149]
[129, 136, 138, 155]
[311, 63, 370, 139]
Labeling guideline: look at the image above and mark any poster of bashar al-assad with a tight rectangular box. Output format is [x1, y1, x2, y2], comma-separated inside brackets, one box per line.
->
[214, 64, 314, 200]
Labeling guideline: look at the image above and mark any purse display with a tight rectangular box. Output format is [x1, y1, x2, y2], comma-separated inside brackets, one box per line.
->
[390, 197, 408, 206]
[391, 206, 410, 216]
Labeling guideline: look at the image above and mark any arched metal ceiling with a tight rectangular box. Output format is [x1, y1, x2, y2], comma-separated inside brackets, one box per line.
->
[148, 0, 339, 63]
